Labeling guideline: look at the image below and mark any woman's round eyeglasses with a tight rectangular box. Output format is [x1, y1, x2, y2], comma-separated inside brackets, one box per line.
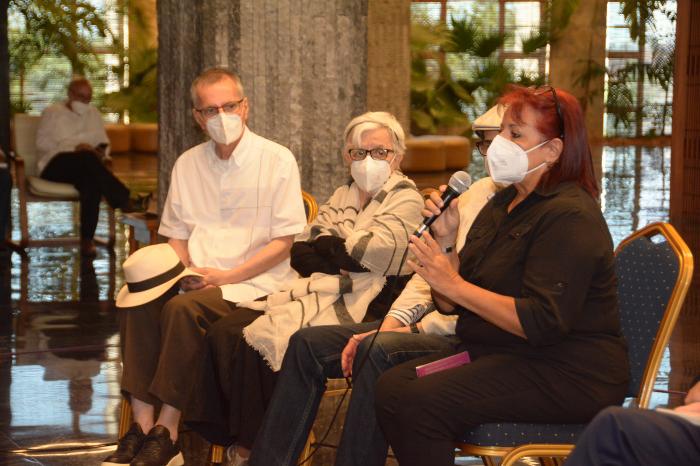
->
[348, 148, 395, 161]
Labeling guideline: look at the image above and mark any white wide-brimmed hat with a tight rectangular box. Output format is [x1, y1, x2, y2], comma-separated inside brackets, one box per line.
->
[116, 243, 202, 308]
[473, 104, 505, 132]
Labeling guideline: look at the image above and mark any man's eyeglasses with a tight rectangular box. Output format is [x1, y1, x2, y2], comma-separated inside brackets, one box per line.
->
[195, 98, 245, 119]
[348, 147, 395, 161]
[534, 86, 565, 140]
[475, 140, 491, 156]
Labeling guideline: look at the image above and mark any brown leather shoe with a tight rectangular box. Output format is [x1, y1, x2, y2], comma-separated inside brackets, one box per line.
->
[80, 239, 97, 257]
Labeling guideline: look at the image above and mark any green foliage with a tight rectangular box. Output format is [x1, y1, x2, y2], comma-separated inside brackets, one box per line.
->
[618, 0, 669, 41]
[600, 0, 675, 136]
[410, 1, 576, 136]
[104, 47, 158, 122]
[9, 0, 116, 75]
[103, 1, 158, 122]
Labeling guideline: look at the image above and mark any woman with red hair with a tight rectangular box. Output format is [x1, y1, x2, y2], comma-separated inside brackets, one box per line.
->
[374, 86, 630, 466]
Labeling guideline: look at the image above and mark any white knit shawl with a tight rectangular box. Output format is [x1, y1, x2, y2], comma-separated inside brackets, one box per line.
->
[242, 171, 423, 370]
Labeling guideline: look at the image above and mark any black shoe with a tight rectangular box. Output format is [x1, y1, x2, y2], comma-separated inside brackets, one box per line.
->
[121, 193, 152, 214]
[101, 423, 146, 466]
[130, 425, 184, 466]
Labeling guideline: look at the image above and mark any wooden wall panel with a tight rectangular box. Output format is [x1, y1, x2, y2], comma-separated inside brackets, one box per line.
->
[669, 0, 700, 395]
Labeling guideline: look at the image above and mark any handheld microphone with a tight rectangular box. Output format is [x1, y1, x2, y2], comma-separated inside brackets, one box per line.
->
[414, 171, 471, 237]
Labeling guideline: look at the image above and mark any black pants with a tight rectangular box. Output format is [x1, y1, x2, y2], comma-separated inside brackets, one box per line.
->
[374, 351, 628, 466]
[41, 151, 129, 239]
[185, 308, 275, 449]
[564, 406, 700, 466]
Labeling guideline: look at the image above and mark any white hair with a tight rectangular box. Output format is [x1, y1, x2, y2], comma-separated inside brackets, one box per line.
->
[343, 111, 406, 155]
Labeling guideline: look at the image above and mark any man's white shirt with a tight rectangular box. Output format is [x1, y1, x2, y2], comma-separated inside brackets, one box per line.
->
[159, 128, 307, 302]
[36, 102, 110, 173]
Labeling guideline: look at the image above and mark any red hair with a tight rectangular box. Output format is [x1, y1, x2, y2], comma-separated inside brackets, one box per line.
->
[498, 85, 599, 199]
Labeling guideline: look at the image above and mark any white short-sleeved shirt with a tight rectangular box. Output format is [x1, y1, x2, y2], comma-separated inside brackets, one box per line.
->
[36, 102, 110, 173]
[159, 128, 307, 302]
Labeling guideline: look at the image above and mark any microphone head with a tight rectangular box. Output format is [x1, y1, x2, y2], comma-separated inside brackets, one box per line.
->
[448, 171, 472, 194]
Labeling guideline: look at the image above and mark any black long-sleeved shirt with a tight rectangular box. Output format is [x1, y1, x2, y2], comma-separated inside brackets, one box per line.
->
[452, 182, 630, 386]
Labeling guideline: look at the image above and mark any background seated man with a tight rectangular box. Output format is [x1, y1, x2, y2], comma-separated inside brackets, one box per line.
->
[564, 377, 700, 466]
[36, 77, 142, 256]
[103, 67, 307, 466]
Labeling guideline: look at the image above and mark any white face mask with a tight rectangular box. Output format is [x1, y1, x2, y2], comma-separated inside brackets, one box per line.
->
[206, 113, 243, 145]
[351, 156, 392, 195]
[486, 134, 550, 185]
[71, 101, 89, 115]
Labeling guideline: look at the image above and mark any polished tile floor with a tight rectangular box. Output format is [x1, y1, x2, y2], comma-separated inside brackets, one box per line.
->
[1, 146, 698, 465]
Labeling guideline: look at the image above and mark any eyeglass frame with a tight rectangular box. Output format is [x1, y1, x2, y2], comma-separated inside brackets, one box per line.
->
[475, 140, 492, 157]
[533, 85, 565, 140]
[347, 147, 396, 161]
[194, 97, 246, 119]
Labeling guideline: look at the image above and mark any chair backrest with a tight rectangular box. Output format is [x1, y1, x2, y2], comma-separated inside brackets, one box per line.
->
[13, 114, 42, 177]
[615, 222, 693, 408]
[302, 190, 318, 223]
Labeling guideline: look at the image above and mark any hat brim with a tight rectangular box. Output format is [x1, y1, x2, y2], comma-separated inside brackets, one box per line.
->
[116, 269, 203, 308]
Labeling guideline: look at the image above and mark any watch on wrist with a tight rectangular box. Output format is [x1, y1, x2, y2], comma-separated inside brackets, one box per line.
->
[409, 322, 420, 334]
[441, 244, 455, 254]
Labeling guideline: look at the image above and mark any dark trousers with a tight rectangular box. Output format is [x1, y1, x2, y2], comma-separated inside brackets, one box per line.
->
[185, 307, 274, 449]
[564, 406, 700, 466]
[374, 351, 628, 466]
[41, 151, 129, 239]
[119, 287, 236, 410]
[248, 325, 458, 466]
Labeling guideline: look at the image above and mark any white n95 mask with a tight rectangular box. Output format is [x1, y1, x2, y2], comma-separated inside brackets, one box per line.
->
[351, 157, 392, 195]
[486, 134, 550, 185]
[206, 113, 243, 145]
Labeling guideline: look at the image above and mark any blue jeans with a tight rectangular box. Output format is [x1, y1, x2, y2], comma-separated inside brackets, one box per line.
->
[248, 322, 458, 466]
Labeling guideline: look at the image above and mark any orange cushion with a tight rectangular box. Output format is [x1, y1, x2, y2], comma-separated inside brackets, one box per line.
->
[130, 123, 158, 153]
[402, 137, 446, 173]
[105, 124, 131, 153]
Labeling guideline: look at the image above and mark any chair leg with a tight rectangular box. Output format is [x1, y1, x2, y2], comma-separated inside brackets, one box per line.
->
[107, 206, 116, 247]
[208, 444, 225, 465]
[298, 430, 315, 465]
[18, 187, 29, 248]
[118, 396, 133, 438]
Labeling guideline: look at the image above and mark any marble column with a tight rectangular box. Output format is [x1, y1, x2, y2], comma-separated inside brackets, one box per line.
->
[549, 0, 607, 180]
[157, 0, 410, 205]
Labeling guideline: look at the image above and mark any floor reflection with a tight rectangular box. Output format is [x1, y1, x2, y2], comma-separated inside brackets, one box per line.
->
[0, 147, 696, 465]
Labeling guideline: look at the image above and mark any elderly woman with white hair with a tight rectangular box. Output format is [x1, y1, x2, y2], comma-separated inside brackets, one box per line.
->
[185, 111, 423, 463]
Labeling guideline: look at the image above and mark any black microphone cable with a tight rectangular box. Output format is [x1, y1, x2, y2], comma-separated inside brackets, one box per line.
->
[296, 243, 412, 465]
[298, 173, 469, 465]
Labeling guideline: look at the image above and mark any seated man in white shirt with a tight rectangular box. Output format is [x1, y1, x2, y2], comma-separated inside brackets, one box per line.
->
[104, 68, 307, 466]
[36, 77, 139, 257]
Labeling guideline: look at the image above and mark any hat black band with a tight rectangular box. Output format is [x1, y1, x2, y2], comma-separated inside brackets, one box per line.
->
[127, 262, 186, 293]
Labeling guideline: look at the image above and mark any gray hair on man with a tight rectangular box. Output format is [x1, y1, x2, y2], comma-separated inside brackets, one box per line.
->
[343, 111, 406, 156]
[190, 67, 245, 107]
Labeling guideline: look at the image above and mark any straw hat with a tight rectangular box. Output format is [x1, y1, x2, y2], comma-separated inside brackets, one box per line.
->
[116, 243, 203, 308]
[473, 104, 505, 132]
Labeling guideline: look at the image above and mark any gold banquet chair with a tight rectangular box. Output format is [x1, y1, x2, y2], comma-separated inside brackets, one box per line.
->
[455, 222, 694, 466]
[116, 190, 319, 465]
[8, 113, 116, 250]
